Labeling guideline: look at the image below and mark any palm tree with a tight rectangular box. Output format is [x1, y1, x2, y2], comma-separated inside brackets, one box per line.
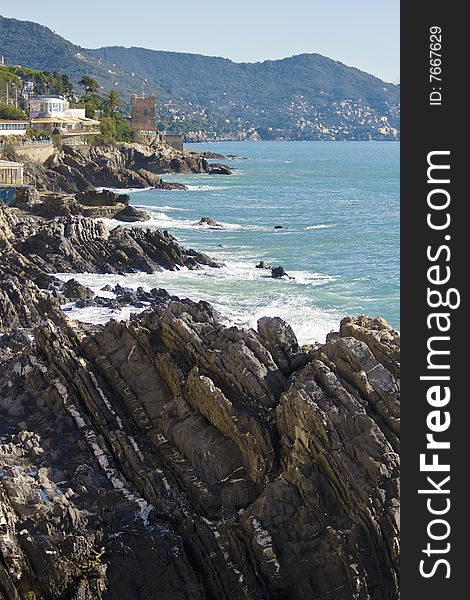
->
[102, 91, 123, 118]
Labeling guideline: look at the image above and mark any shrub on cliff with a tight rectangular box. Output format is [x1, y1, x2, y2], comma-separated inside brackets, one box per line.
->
[0, 103, 28, 120]
[100, 114, 134, 143]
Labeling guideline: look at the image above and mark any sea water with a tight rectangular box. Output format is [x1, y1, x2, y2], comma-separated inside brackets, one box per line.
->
[61, 141, 399, 344]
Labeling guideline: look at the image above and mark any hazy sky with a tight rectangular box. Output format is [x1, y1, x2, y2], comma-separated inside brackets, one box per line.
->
[1, 1, 400, 82]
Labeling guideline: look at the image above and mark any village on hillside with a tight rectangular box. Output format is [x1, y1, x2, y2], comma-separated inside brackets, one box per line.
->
[0, 59, 183, 196]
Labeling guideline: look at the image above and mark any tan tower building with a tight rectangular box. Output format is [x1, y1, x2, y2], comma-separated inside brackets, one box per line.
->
[130, 95, 157, 134]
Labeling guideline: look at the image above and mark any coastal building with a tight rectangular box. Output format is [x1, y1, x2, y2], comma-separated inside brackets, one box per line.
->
[130, 95, 184, 150]
[0, 159, 24, 186]
[29, 95, 100, 136]
[0, 120, 28, 137]
[29, 96, 68, 118]
[131, 95, 157, 134]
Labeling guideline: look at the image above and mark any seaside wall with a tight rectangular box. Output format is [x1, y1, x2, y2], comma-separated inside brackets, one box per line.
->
[161, 134, 184, 152]
[13, 144, 56, 164]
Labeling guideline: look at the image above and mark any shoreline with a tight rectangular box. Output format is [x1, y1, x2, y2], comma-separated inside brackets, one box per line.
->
[0, 139, 400, 599]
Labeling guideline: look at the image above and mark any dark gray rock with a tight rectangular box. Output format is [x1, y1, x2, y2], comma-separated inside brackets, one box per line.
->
[63, 279, 95, 301]
[207, 163, 233, 175]
[114, 205, 150, 222]
[197, 217, 224, 228]
[156, 180, 188, 191]
[15, 216, 220, 275]
[0, 303, 400, 599]
[271, 266, 292, 279]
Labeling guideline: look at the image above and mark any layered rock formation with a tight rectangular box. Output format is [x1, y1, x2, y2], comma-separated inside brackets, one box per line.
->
[23, 142, 209, 194]
[0, 195, 400, 599]
[16, 189, 150, 222]
[0, 283, 400, 599]
[0, 206, 218, 332]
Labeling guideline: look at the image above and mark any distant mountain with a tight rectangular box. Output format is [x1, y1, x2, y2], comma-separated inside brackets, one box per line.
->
[0, 15, 400, 140]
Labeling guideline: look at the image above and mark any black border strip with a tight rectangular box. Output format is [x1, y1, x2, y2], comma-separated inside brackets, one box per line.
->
[401, 4, 466, 597]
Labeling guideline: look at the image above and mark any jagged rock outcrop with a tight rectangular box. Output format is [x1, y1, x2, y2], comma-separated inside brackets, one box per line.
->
[0, 206, 219, 332]
[23, 142, 207, 194]
[16, 189, 151, 222]
[5, 207, 218, 276]
[0, 298, 400, 599]
[14, 216, 218, 275]
[0, 277, 64, 331]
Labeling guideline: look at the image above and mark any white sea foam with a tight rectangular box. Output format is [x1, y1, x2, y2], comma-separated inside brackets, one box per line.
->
[99, 210, 271, 233]
[55, 257, 341, 345]
[95, 186, 153, 194]
[305, 224, 333, 230]
[185, 185, 232, 191]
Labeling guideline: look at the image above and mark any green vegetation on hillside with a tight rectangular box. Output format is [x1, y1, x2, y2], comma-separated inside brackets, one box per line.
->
[0, 15, 400, 140]
[0, 103, 28, 120]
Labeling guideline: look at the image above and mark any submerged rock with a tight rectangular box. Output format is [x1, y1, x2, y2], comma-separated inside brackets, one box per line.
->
[156, 180, 188, 191]
[197, 217, 224, 228]
[200, 151, 228, 160]
[271, 265, 293, 279]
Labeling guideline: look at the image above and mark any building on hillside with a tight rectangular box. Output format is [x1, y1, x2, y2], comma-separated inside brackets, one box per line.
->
[22, 80, 36, 99]
[0, 159, 24, 186]
[0, 120, 28, 137]
[131, 95, 157, 134]
[29, 95, 100, 137]
[29, 96, 68, 118]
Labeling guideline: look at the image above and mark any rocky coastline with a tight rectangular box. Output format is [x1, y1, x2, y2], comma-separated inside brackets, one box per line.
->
[20, 142, 207, 194]
[4, 140, 234, 225]
[0, 205, 218, 331]
[0, 139, 399, 599]
[0, 197, 400, 599]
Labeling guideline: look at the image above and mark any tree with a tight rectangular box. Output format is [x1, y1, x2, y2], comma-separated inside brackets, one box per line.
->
[78, 76, 99, 94]
[99, 113, 134, 143]
[82, 93, 102, 119]
[31, 71, 74, 98]
[59, 74, 74, 99]
[0, 103, 28, 120]
[102, 91, 123, 118]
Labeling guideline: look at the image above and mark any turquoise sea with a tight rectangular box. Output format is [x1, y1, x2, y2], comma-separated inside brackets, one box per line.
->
[65, 141, 399, 344]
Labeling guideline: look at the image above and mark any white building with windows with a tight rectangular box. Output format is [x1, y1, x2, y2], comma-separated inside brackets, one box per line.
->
[29, 95, 69, 118]
[29, 95, 100, 136]
[0, 120, 28, 137]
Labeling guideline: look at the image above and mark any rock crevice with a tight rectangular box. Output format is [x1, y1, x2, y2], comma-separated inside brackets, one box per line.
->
[0, 294, 400, 599]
